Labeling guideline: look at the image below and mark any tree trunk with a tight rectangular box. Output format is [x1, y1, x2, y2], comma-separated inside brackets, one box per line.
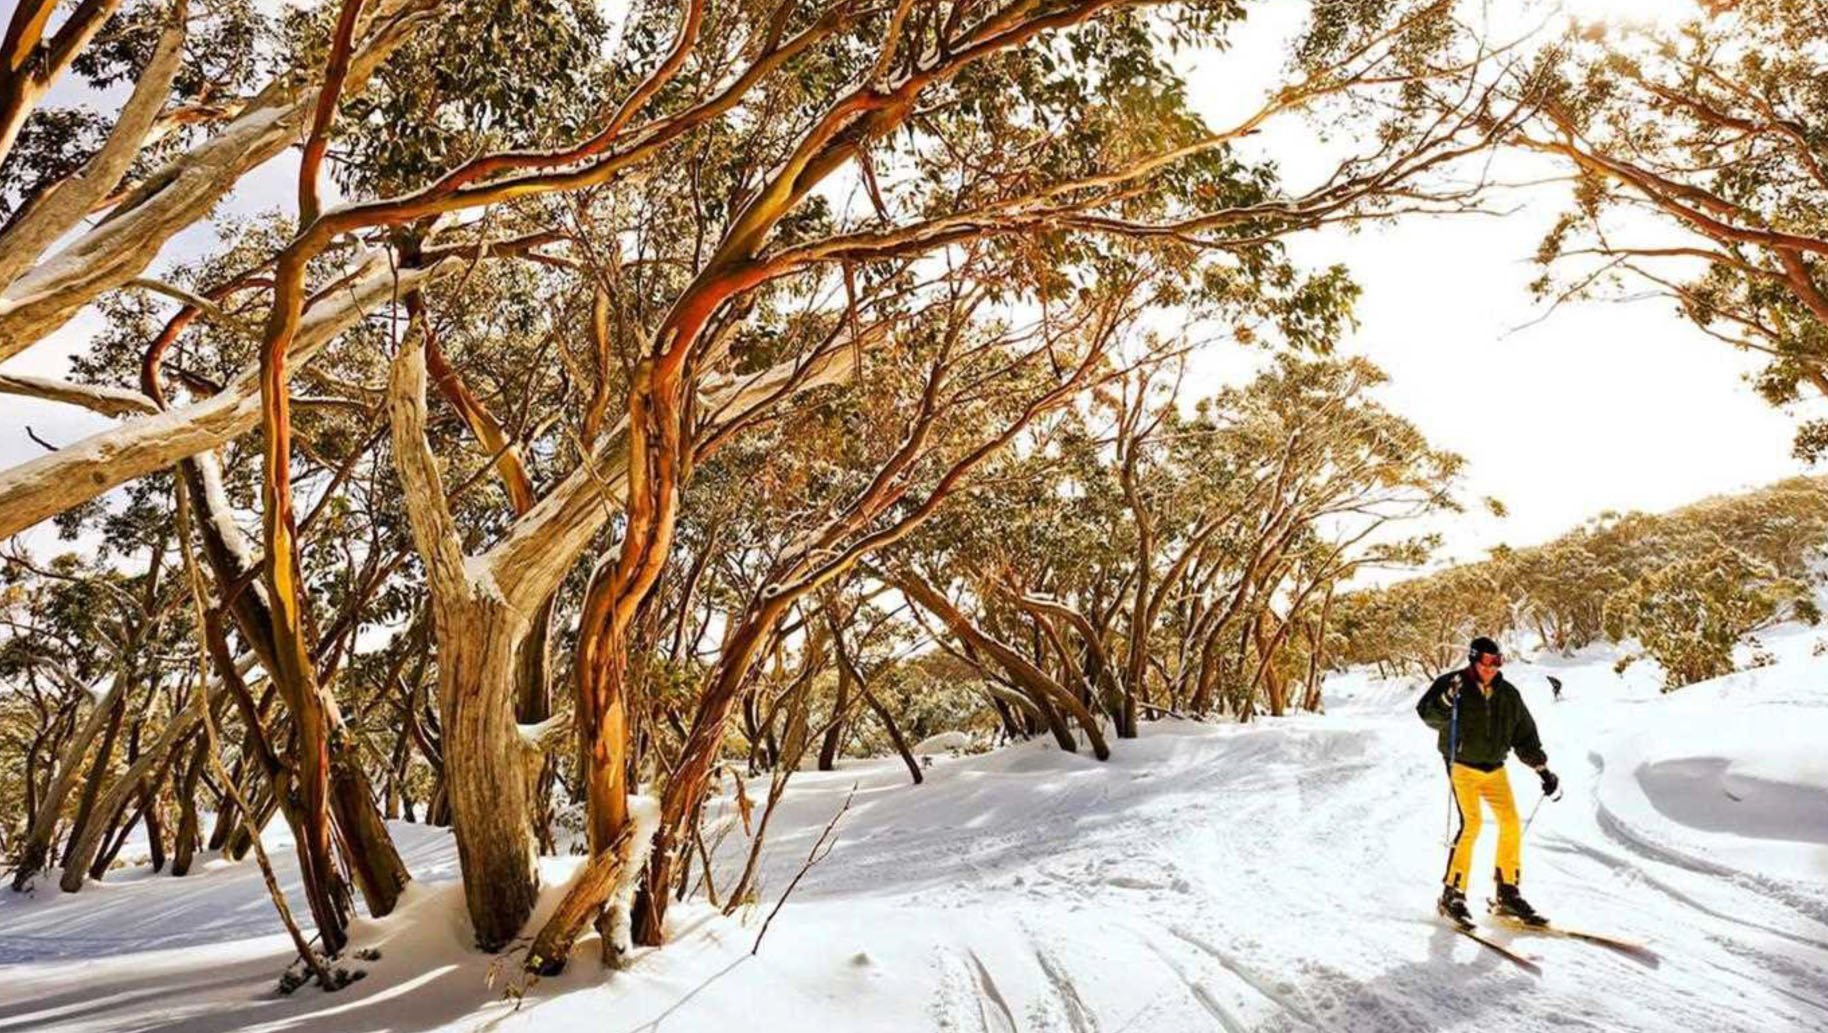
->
[206, 752, 251, 852]
[742, 692, 767, 774]
[171, 733, 209, 876]
[185, 455, 409, 919]
[855, 680, 920, 786]
[141, 773, 167, 875]
[58, 688, 129, 869]
[894, 572, 1109, 760]
[1189, 622, 1224, 715]
[60, 698, 201, 891]
[525, 828, 634, 975]
[382, 718, 410, 820]
[519, 594, 559, 854]
[988, 697, 1022, 742]
[438, 597, 543, 950]
[572, 562, 633, 876]
[1254, 612, 1288, 717]
[817, 644, 850, 772]
[427, 780, 451, 828]
[224, 783, 279, 860]
[93, 744, 178, 879]
[390, 329, 556, 950]
[11, 678, 127, 890]
[634, 595, 794, 946]
[329, 746, 410, 918]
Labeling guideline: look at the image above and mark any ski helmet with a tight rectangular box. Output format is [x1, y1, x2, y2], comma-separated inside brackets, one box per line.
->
[1467, 636, 1501, 665]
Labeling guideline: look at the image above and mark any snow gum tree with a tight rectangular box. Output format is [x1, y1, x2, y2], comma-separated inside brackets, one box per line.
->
[1521, 0, 1828, 459]
[893, 353, 1462, 722]
[1603, 545, 1816, 690]
[2, 0, 1541, 971]
[1336, 478, 1828, 678]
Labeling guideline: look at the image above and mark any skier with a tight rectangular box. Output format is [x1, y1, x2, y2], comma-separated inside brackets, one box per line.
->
[1417, 636, 1559, 928]
[1548, 675, 1563, 701]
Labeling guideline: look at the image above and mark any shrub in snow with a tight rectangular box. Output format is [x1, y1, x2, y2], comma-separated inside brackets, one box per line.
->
[1602, 546, 1815, 690]
[1333, 478, 1828, 673]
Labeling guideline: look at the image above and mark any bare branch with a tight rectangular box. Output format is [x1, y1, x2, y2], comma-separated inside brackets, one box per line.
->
[0, 1, 186, 291]
[0, 372, 158, 417]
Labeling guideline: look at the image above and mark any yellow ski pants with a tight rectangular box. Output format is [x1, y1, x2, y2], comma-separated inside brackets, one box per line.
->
[1443, 762, 1521, 890]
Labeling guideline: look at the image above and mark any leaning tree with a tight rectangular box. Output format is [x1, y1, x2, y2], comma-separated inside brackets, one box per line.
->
[2, 0, 1533, 967]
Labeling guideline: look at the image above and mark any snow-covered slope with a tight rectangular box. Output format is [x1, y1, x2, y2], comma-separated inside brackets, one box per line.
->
[4, 629, 1827, 1033]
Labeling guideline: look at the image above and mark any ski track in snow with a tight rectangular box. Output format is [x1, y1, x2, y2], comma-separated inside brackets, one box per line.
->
[4, 639, 1828, 1032]
[1026, 936, 1099, 1033]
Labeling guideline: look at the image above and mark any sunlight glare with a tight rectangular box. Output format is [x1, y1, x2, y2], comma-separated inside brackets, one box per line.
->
[1555, 0, 1696, 29]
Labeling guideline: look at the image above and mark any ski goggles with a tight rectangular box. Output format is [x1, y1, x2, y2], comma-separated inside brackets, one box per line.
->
[1473, 654, 1503, 669]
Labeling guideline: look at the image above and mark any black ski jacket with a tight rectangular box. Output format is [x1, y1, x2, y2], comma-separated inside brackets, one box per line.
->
[1416, 669, 1547, 770]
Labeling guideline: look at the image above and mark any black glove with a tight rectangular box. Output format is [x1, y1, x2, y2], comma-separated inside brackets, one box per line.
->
[1537, 768, 1559, 797]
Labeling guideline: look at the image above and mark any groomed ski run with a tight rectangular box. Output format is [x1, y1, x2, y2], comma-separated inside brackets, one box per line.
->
[3, 629, 1824, 1032]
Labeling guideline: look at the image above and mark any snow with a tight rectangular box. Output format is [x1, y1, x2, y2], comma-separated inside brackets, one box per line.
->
[5, 628, 1827, 1031]
[600, 793, 661, 961]
[464, 554, 508, 605]
[196, 453, 259, 570]
[912, 730, 975, 755]
[84, 674, 115, 706]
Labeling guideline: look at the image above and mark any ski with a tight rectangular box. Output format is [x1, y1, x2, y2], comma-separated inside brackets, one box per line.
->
[1486, 916, 1660, 967]
[1439, 916, 1543, 974]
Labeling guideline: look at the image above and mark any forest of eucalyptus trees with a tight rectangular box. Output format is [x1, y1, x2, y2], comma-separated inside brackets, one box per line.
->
[0, 0, 1626, 984]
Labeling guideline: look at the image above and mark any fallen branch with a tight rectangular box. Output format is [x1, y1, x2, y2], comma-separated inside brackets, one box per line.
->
[523, 827, 632, 976]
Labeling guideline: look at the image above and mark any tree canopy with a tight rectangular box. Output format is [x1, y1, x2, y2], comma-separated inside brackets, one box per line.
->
[2, 0, 1824, 988]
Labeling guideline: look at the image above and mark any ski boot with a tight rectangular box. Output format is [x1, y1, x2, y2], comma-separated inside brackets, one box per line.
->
[1490, 881, 1548, 927]
[1437, 885, 1473, 928]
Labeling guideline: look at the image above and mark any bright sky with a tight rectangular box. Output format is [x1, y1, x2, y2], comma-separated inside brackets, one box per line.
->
[1175, 0, 1819, 578]
[2, 0, 1817, 574]
[1296, 201, 1811, 572]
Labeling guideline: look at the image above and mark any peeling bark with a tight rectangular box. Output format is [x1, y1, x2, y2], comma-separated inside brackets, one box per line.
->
[389, 332, 540, 950]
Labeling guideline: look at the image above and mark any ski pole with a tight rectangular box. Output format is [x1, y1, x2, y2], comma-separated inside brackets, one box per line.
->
[1442, 685, 1462, 846]
[1521, 783, 1562, 841]
[1521, 793, 1545, 839]
[1442, 768, 1453, 846]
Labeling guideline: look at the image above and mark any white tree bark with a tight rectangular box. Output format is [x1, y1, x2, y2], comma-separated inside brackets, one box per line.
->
[388, 327, 541, 949]
[0, 8, 186, 291]
[0, 372, 158, 416]
[387, 337, 469, 607]
[0, 255, 448, 540]
[0, 0, 430, 362]
[485, 336, 865, 613]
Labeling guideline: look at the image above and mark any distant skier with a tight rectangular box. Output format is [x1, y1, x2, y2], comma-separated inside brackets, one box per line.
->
[1417, 636, 1560, 928]
[1548, 675, 1563, 701]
